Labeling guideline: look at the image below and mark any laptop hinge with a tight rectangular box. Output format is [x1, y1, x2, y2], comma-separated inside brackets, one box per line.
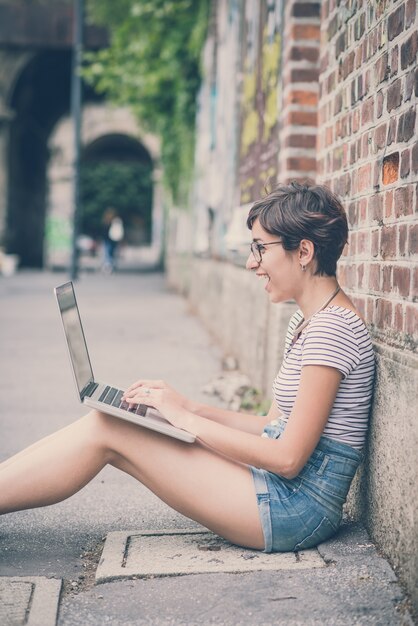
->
[81, 381, 99, 400]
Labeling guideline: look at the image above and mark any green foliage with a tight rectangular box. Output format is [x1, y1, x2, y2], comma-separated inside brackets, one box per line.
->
[84, 0, 209, 204]
[80, 161, 153, 240]
[239, 387, 271, 416]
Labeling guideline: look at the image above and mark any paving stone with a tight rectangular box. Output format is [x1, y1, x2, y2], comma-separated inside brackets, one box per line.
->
[96, 529, 325, 583]
[0, 577, 61, 626]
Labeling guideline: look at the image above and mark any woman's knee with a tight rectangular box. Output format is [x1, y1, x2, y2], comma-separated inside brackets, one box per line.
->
[79, 410, 120, 462]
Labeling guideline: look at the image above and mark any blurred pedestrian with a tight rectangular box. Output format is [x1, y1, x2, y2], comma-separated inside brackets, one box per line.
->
[102, 208, 124, 273]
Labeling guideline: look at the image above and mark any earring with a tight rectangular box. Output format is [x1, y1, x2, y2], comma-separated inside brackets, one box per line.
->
[300, 264, 306, 272]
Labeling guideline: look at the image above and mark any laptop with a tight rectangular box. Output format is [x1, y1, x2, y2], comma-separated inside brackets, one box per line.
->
[54, 281, 195, 443]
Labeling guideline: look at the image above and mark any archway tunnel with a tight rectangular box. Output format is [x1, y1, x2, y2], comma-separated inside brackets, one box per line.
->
[80, 133, 154, 248]
[6, 50, 100, 267]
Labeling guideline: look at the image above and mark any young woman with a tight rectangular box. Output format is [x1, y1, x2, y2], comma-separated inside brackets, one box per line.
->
[0, 182, 375, 553]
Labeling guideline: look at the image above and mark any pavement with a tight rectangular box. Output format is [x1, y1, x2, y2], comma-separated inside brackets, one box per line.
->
[0, 270, 415, 625]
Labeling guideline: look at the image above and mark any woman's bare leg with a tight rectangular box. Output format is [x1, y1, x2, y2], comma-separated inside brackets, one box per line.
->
[0, 411, 265, 550]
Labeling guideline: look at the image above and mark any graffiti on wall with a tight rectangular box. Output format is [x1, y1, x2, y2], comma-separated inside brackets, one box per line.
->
[239, 0, 283, 204]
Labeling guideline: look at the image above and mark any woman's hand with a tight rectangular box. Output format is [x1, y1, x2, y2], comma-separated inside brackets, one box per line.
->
[121, 380, 195, 431]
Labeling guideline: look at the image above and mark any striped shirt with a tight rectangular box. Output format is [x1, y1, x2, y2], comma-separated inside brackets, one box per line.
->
[273, 305, 375, 450]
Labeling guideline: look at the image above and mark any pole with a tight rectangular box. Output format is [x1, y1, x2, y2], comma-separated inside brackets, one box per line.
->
[70, 0, 83, 281]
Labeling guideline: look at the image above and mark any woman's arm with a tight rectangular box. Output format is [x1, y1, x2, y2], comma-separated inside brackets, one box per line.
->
[123, 378, 280, 435]
[126, 366, 341, 479]
[182, 365, 342, 478]
[187, 399, 282, 435]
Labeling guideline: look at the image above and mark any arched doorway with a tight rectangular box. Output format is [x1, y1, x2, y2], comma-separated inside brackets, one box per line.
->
[46, 104, 163, 270]
[5, 50, 101, 267]
[81, 133, 154, 248]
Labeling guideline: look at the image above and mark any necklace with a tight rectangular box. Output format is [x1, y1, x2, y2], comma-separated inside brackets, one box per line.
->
[292, 284, 341, 340]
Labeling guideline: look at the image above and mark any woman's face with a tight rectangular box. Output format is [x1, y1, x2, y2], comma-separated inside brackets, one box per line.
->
[246, 218, 300, 303]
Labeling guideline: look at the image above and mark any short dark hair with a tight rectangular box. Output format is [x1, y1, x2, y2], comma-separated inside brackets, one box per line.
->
[247, 181, 348, 276]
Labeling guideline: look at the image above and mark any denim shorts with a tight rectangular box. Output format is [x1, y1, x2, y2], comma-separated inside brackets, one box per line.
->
[250, 420, 363, 553]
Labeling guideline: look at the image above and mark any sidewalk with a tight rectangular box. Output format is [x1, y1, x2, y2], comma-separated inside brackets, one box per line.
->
[0, 271, 415, 625]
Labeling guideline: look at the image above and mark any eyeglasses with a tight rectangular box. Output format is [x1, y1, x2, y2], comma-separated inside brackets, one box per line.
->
[250, 241, 283, 264]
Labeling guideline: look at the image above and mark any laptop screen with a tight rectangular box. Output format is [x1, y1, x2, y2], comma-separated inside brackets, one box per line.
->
[55, 282, 94, 399]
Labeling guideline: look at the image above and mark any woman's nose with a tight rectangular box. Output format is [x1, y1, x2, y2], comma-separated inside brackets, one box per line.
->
[246, 252, 258, 270]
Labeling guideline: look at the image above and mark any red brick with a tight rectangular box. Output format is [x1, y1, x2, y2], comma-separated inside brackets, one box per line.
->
[399, 223, 408, 256]
[370, 193, 384, 223]
[409, 224, 418, 255]
[405, 68, 415, 101]
[285, 90, 319, 106]
[361, 97, 374, 125]
[393, 266, 411, 297]
[290, 69, 320, 83]
[285, 134, 317, 148]
[287, 157, 317, 171]
[401, 31, 418, 70]
[290, 47, 320, 63]
[357, 263, 365, 289]
[372, 229, 380, 257]
[405, 304, 418, 337]
[394, 303, 404, 332]
[387, 78, 402, 111]
[286, 111, 318, 126]
[354, 12, 366, 41]
[362, 133, 370, 158]
[292, 3, 321, 18]
[374, 52, 389, 84]
[373, 123, 387, 153]
[382, 152, 399, 184]
[369, 264, 381, 290]
[357, 231, 370, 255]
[397, 107, 416, 142]
[394, 185, 413, 217]
[400, 148, 411, 178]
[292, 25, 320, 40]
[387, 117, 397, 145]
[380, 225, 397, 259]
[375, 298, 393, 329]
[349, 232, 357, 255]
[358, 164, 371, 192]
[376, 91, 384, 118]
[359, 198, 368, 224]
[412, 267, 418, 298]
[382, 265, 392, 293]
[385, 190, 394, 218]
[388, 5, 405, 42]
[348, 201, 357, 227]
[355, 44, 362, 69]
[406, 0, 416, 28]
[390, 46, 399, 77]
[366, 297, 374, 323]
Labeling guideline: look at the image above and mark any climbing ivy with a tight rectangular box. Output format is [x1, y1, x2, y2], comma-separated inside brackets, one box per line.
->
[84, 0, 209, 205]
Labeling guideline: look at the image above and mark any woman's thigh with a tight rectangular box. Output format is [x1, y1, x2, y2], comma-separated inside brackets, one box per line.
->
[93, 411, 265, 550]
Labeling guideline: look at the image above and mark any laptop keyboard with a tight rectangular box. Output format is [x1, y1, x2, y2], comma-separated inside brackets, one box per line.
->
[99, 385, 148, 417]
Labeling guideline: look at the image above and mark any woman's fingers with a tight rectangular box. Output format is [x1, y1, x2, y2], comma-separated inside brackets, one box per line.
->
[125, 379, 165, 394]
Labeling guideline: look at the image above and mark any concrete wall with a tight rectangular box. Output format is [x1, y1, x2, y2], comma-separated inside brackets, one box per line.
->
[167, 256, 297, 396]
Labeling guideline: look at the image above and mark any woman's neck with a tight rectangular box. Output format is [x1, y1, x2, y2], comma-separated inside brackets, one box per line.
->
[296, 276, 340, 320]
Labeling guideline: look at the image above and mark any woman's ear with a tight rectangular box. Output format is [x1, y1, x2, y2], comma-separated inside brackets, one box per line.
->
[298, 239, 315, 268]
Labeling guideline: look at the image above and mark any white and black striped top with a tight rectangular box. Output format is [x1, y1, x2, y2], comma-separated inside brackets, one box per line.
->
[273, 305, 375, 450]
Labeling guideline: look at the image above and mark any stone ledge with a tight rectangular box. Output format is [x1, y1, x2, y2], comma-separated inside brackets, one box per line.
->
[0, 576, 61, 626]
[96, 529, 326, 583]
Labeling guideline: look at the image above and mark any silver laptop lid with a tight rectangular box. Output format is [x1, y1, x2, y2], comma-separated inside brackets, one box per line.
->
[55, 282, 95, 400]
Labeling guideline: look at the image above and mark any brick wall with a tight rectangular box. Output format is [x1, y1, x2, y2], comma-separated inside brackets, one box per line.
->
[317, 0, 418, 352]
[278, 1, 321, 182]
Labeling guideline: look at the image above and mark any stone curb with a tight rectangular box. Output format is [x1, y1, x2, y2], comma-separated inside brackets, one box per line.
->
[95, 528, 326, 583]
[0, 576, 62, 626]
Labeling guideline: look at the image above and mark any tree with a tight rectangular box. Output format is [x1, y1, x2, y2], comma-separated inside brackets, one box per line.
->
[84, 0, 209, 204]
